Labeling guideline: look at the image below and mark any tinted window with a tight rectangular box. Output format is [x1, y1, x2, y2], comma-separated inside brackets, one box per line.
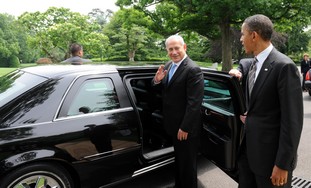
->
[66, 78, 120, 116]
[202, 79, 233, 113]
[0, 70, 47, 107]
[0, 79, 59, 128]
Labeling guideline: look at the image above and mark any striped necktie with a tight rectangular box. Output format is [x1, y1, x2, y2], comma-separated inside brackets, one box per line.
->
[248, 58, 258, 96]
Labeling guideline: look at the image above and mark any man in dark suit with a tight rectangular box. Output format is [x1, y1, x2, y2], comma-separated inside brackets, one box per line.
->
[233, 58, 253, 97]
[62, 43, 92, 65]
[230, 14, 303, 188]
[300, 53, 310, 91]
[153, 35, 204, 188]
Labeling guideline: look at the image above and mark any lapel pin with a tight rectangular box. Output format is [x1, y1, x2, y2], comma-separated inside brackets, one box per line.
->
[264, 68, 268, 71]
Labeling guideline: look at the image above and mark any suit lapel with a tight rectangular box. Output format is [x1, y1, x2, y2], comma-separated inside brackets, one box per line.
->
[167, 57, 188, 86]
[248, 49, 276, 109]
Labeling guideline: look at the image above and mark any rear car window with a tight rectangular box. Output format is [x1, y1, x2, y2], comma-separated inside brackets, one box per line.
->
[66, 78, 120, 116]
[0, 70, 47, 107]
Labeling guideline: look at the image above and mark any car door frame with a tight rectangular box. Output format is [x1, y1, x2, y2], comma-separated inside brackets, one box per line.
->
[200, 68, 246, 180]
[55, 72, 142, 187]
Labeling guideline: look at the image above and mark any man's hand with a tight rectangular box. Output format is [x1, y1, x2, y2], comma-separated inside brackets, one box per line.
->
[177, 129, 188, 141]
[229, 69, 242, 80]
[154, 65, 167, 83]
[270, 165, 288, 187]
[240, 112, 247, 124]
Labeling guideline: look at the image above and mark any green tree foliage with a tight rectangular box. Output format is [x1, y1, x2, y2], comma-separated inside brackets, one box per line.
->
[104, 8, 160, 61]
[117, 0, 311, 71]
[18, 7, 110, 62]
[8, 55, 20, 68]
[0, 14, 20, 67]
[88, 8, 113, 31]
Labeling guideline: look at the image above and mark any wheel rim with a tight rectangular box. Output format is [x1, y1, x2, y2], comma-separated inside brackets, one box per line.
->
[9, 171, 66, 188]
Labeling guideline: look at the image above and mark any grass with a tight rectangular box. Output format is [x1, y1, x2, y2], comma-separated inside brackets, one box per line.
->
[0, 64, 37, 76]
[0, 68, 17, 76]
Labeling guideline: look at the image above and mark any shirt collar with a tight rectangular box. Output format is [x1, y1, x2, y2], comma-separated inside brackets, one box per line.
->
[172, 54, 188, 67]
[255, 43, 273, 64]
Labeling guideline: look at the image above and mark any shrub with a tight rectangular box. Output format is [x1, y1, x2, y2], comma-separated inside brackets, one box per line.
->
[8, 56, 20, 68]
[36, 58, 53, 64]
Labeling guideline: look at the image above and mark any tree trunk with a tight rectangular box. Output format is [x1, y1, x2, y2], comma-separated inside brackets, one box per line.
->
[220, 20, 233, 72]
[128, 50, 135, 62]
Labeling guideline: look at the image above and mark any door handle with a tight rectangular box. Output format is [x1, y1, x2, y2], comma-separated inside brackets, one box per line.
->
[205, 109, 211, 116]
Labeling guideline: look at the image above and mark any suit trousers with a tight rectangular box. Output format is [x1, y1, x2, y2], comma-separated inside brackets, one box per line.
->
[173, 136, 199, 188]
[238, 142, 292, 188]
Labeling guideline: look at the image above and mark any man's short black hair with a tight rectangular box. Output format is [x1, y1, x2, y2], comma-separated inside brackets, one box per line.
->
[70, 43, 82, 56]
[244, 14, 274, 41]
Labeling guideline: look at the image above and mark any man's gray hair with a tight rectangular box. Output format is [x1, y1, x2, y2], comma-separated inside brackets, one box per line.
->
[165, 35, 185, 47]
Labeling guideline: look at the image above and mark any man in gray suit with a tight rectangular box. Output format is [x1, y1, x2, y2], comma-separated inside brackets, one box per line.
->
[153, 35, 204, 188]
[62, 43, 92, 65]
[230, 14, 303, 188]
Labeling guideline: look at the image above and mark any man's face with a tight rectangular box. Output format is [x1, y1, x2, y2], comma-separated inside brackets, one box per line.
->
[166, 39, 187, 63]
[240, 23, 255, 55]
[78, 49, 83, 57]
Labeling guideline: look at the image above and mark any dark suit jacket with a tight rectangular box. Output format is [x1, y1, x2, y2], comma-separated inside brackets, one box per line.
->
[243, 48, 303, 176]
[300, 59, 310, 74]
[237, 58, 253, 99]
[153, 57, 204, 138]
[62, 56, 92, 65]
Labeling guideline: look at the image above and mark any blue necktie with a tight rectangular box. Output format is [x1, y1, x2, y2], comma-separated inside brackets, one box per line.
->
[168, 64, 177, 82]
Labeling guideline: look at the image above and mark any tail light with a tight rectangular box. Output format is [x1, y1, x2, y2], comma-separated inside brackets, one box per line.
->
[306, 71, 310, 81]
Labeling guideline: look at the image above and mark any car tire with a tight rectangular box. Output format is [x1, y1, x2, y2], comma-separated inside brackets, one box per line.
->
[309, 90, 311, 96]
[0, 162, 74, 188]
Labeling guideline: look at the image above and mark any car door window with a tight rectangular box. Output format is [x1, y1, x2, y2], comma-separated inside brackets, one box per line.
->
[66, 78, 120, 116]
[203, 79, 233, 113]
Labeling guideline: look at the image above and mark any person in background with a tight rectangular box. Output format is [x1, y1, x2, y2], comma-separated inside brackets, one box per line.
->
[62, 43, 92, 65]
[229, 14, 303, 188]
[152, 35, 204, 188]
[300, 53, 310, 91]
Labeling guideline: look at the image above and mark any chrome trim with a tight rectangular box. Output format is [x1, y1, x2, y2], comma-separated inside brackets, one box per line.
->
[54, 107, 134, 121]
[53, 72, 118, 121]
[82, 144, 141, 160]
[133, 157, 175, 177]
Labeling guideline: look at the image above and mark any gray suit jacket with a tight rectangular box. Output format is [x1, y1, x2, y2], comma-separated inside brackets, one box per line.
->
[244, 48, 303, 176]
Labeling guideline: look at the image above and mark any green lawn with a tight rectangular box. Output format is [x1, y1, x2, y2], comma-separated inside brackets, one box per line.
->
[0, 68, 17, 76]
[0, 64, 37, 76]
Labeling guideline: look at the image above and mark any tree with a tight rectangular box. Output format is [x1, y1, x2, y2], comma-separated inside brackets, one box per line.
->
[88, 8, 114, 31]
[18, 7, 110, 62]
[117, 0, 311, 71]
[0, 14, 20, 67]
[104, 8, 156, 61]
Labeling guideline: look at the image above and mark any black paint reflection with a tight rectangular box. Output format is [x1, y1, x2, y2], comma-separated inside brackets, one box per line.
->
[0, 127, 33, 141]
[0, 79, 58, 128]
[0, 71, 18, 93]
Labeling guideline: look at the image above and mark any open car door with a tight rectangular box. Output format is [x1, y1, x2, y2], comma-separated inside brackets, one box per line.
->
[200, 68, 246, 180]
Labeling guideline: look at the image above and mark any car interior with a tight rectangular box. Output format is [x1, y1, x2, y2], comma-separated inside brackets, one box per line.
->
[129, 77, 174, 160]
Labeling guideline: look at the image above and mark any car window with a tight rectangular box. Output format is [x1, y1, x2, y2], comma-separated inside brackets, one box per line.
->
[202, 79, 233, 113]
[0, 70, 47, 107]
[66, 78, 120, 116]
